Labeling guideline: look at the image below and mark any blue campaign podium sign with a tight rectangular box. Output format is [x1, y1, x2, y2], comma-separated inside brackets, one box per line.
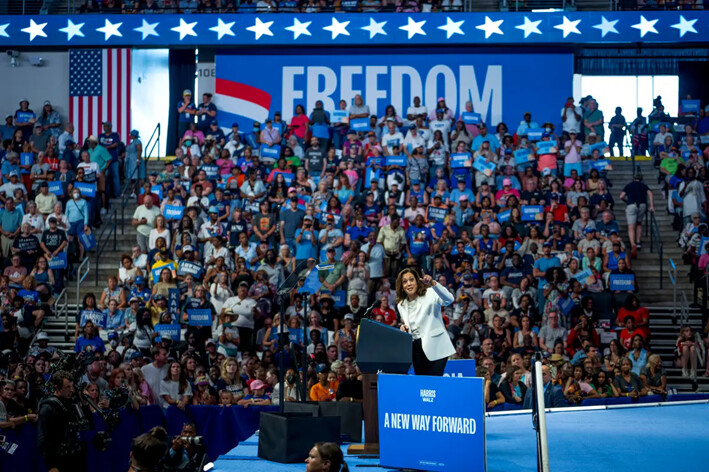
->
[443, 359, 477, 378]
[378, 374, 485, 472]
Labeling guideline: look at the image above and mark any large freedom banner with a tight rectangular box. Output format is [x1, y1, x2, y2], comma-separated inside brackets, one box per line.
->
[378, 373, 485, 472]
[214, 51, 572, 134]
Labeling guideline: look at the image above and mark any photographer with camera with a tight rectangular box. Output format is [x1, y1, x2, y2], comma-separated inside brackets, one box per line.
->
[37, 370, 88, 472]
[162, 423, 206, 472]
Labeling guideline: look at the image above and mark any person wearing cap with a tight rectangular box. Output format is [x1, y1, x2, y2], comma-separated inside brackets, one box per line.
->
[471, 122, 500, 154]
[309, 364, 339, 401]
[561, 96, 582, 135]
[532, 241, 561, 282]
[515, 111, 539, 137]
[14, 97, 35, 141]
[205, 120, 226, 148]
[237, 379, 271, 407]
[197, 92, 217, 131]
[222, 281, 258, 352]
[260, 117, 281, 149]
[29, 120, 49, 154]
[37, 100, 61, 139]
[619, 173, 654, 257]
[177, 89, 197, 138]
[0, 197, 22, 258]
[295, 215, 319, 263]
[0, 113, 15, 141]
[0, 170, 25, 200]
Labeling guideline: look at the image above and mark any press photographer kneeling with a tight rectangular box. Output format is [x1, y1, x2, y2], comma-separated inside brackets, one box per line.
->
[162, 423, 206, 472]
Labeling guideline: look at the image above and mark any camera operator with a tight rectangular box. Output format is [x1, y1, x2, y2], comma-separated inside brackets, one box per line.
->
[37, 370, 88, 472]
[162, 423, 206, 472]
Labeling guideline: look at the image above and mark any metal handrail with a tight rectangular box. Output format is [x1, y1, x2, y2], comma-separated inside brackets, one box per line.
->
[94, 209, 118, 285]
[648, 211, 663, 289]
[69, 256, 91, 340]
[121, 122, 160, 235]
[53, 287, 68, 340]
[668, 258, 677, 318]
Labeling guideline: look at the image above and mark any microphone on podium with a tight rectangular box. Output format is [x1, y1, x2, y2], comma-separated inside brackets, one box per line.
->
[363, 300, 382, 320]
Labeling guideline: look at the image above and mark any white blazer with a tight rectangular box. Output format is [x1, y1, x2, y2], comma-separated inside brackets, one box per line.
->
[397, 284, 456, 362]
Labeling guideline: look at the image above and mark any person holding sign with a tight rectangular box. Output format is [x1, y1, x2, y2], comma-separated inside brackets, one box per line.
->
[397, 269, 455, 376]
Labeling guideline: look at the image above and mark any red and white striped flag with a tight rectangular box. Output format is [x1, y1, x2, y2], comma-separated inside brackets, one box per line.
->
[69, 48, 131, 145]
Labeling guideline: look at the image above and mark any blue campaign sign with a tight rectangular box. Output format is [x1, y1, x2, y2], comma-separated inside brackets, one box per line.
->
[168, 288, 181, 317]
[75, 182, 97, 198]
[350, 117, 371, 132]
[297, 195, 311, 211]
[187, 308, 213, 327]
[48, 181, 64, 196]
[461, 112, 482, 125]
[386, 156, 408, 167]
[48, 252, 68, 270]
[497, 209, 511, 223]
[163, 204, 184, 220]
[521, 205, 543, 222]
[272, 170, 294, 185]
[215, 51, 572, 136]
[682, 99, 700, 113]
[609, 273, 635, 291]
[443, 360, 477, 378]
[332, 110, 348, 123]
[450, 153, 471, 169]
[571, 268, 594, 282]
[260, 144, 282, 160]
[427, 206, 448, 222]
[514, 148, 530, 160]
[177, 260, 203, 279]
[526, 128, 544, 141]
[536, 141, 556, 154]
[378, 373, 485, 472]
[472, 157, 495, 177]
[151, 262, 175, 284]
[589, 159, 612, 171]
[331, 290, 347, 308]
[20, 153, 33, 172]
[79, 231, 97, 250]
[155, 324, 181, 341]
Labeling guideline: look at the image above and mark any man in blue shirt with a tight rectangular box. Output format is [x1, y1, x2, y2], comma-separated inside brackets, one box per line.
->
[1, 198, 22, 259]
[99, 121, 121, 200]
[533, 242, 561, 291]
[295, 216, 318, 263]
[471, 123, 500, 154]
[197, 93, 217, 132]
[14, 98, 36, 140]
[177, 89, 197, 139]
[450, 179, 474, 204]
[0, 114, 15, 140]
[205, 121, 226, 147]
[1, 152, 20, 184]
[345, 215, 374, 246]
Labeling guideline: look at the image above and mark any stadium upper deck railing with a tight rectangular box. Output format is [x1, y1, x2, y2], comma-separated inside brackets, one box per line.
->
[4, 0, 704, 15]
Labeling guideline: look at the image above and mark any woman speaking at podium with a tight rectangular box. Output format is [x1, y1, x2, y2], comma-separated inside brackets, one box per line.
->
[396, 269, 455, 376]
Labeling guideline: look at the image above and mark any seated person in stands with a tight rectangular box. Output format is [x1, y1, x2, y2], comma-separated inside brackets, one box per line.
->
[522, 365, 566, 409]
[612, 358, 648, 399]
[310, 364, 338, 402]
[477, 366, 504, 411]
[237, 379, 271, 407]
[640, 354, 667, 396]
[618, 317, 647, 351]
[499, 365, 527, 406]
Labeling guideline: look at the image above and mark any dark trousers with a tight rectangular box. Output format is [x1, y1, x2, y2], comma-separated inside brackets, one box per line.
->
[412, 338, 447, 376]
[239, 327, 254, 353]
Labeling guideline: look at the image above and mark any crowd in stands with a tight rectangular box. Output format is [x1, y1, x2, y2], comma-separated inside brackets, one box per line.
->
[1, 86, 709, 431]
[70, 0, 709, 14]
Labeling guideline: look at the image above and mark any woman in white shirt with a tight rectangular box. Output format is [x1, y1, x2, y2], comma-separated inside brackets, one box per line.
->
[77, 151, 100, 183]
[159, 361, 192, 410]
[148, 215, 171, 251]
[397, 269, 455, 376]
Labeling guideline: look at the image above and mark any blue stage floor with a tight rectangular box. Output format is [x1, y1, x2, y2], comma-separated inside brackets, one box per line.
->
[211, 402, 709, 472]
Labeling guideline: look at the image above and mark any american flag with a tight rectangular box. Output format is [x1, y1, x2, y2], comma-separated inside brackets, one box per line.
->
[69, 48, 131, 145]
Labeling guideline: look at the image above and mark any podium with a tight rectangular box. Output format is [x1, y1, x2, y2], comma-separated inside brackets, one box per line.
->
[348, 319, 412, 455]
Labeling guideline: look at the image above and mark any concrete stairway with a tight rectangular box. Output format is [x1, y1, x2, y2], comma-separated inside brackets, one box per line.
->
[648, 305, 708, 393]
[609, 159, 691, 304]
